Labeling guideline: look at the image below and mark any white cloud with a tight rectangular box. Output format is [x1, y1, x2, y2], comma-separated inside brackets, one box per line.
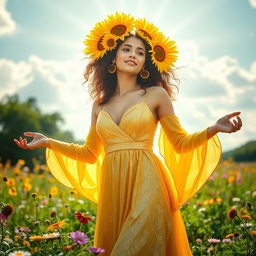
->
[174, 40, 256, 151]
[249, 0, 256, 8]
[0, 0, 17, 36]
[0, 59, 32, 98]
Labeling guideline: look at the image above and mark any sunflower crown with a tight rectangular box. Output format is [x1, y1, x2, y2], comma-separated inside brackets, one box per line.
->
[83, 12, 178, 73]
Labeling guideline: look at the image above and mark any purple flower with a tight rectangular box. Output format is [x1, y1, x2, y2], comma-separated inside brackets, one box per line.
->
[88, 246, 106, 255]
[0, 204, 13, 222]
[69, 231, 88, 244]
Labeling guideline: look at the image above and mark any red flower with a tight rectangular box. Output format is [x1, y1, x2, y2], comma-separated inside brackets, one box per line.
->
[75, 212, 93, 224]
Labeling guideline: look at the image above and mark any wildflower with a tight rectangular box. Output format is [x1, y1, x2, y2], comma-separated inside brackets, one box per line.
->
[23, 240, 31, 246]
[8, 251, 31, 256]
[207, 238, 221, 244]
[232, 197, 240, 202]
[250, 230, 256, 236]
[43, 232, 61, 240]
[227, 208, 237, 219]
[75, 212, 93, 224]
[196, 238, 202, 243]
[70, 231, 88, 244]
[252, 191, 256, 198]
[17, 159, 26, 166]
[207, 246, 214, 253]
[6, 178, 15, 187]
[88, 246, 106, 255]
[227, 176, 235, 183]
[246, 201, 252, 208]
[225, 233, 235, 238]
[29, 235, 45, 241]
[0, 204, 13, 221]
[241, 215, 252, 220]
[50, 186, 58, 196]
[50, 210, 56, 218]
[8, 187, 17, 196]
[15, 226, 31, 234]
[31, 193, 37, 198]
[23, 183, 32, 192]
[222, 238, 232, 243]
[3, 176, 8, 182]
[47, 220, 65, 231]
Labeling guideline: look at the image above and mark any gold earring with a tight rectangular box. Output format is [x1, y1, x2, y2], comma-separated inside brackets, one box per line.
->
[140, 68, 149, 79]
[108, 63, 116, 74]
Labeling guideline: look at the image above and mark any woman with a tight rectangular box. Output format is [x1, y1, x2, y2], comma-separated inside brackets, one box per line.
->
[14, 12, 242, 256]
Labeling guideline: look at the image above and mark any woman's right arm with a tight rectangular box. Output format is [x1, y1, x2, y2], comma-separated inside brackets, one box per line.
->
[14, 100, 103, 164]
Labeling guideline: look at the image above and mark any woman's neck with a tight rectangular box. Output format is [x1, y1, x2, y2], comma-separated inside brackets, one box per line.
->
[115, 72, 141, 96]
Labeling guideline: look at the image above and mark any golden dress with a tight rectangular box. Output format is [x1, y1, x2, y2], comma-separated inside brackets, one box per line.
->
[45, 88, 222, 255]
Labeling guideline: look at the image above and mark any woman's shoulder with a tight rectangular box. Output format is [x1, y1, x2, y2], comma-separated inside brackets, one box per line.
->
[146, 86, 169, 100]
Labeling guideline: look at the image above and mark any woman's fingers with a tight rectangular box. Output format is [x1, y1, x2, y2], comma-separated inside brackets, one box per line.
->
[227, 112, 241, 119]
[23, 132, 35, 137]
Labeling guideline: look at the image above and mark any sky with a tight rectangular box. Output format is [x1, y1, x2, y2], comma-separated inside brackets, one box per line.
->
[0, 0, 255, 152]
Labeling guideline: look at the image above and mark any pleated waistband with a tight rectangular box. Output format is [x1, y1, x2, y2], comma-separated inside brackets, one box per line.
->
[105, 141, 153, 154]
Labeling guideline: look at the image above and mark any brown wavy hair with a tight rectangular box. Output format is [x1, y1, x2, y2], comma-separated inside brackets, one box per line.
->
[83, 32, 181, 105]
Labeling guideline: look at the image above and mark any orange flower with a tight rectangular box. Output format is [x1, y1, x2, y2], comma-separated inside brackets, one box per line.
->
[17, 159, 26, 166]
[47, 220, 65, 231]
[227, 176, 235, 183]
[225, 233, 234, 238]
[23, 240, 31, 246]
[29, 235, 45, 240]
[6, 178, 15, 187]
[250, 230, 256, 236]
[241, 215, 252, 220]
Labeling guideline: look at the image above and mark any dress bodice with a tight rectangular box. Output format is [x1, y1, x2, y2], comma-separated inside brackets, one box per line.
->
[96, 101, 158, 154]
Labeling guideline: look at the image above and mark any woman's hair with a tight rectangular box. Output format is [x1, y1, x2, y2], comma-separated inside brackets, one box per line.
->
[83, 32, 181, 105]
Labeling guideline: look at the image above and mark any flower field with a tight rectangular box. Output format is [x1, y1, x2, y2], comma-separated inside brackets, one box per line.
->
[0, 158, 255, 256]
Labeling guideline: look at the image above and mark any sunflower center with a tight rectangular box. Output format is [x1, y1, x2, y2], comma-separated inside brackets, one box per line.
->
[107, 38, 115, 47]
[111, 25, 126, 36]
[153, 45, 165, 62]
[97, 36, 105, 51]
[139, 29, 152, 40]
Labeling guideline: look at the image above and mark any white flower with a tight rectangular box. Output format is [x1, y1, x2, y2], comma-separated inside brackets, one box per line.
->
[43, 232, 61, 239]
[198, 207, 206, 213]
[232, 197, 240, 202]
[8, 251, 31, 256]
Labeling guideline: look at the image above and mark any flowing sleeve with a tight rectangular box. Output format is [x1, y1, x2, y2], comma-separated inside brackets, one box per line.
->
[45, 125, 104, 204]
[158, 114, 222, 210]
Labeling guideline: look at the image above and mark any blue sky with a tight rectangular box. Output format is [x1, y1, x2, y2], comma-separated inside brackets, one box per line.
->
[0, 0, 256, 152]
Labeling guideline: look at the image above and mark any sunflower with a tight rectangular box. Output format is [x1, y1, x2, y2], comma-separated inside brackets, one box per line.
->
[134, 18, 160, 43]
[101, 33, 118, 52]
[83, 21, 107, 59]
[149, 32, 178, 73]
[104, 11, 134, 41]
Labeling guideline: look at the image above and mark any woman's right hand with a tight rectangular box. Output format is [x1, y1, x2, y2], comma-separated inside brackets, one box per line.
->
[14, 132, 49, 150]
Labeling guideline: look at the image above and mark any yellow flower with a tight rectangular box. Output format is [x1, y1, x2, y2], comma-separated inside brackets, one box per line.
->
[23, 182, 32, 192]
[13, 167, 21, 175]
[104, 11, 134, 41]
[8, 187, 17, 196]
[50, 186, 58, 196]
[134, 18, 160, 43]
[149, 32, 178, 72]
[83, 21, 108, 59]
[47, 220, 65, 231]
[101, 33, 118, 51]
[6, 178, 15, 187]
[17, 159, 26, 166]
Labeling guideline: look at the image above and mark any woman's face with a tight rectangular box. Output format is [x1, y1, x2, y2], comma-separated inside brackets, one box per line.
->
[113, 36, 146, 76]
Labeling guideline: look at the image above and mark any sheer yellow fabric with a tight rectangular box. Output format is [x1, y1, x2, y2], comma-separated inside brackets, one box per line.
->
[45, 102, 222, 256]
[45, 125, 105, 204]
[158, 114, 222, 210]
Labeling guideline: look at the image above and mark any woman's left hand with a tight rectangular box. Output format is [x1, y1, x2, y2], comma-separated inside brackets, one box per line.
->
[215, 112, 242, 134]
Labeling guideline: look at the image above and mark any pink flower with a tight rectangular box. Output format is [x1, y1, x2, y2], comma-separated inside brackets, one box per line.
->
[88, 246, 106, 255]
[69, 231, 88, 244]
[207, 238, 221, 244]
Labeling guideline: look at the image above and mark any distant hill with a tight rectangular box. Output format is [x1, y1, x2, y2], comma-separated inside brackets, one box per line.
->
[222, 140, 256, 162]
